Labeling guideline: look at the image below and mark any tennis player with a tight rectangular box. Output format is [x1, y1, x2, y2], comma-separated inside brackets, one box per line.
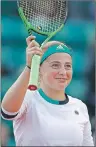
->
[1, 35, 94, 146]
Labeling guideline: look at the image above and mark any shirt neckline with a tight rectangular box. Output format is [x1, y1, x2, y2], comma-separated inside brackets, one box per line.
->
[38, 88, 69, 105]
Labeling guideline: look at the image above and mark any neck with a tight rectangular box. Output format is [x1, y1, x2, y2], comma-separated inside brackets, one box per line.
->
[40, 83, 66, 101]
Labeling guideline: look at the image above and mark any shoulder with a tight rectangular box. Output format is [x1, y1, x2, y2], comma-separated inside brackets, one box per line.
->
[68, 95, 86, 107]
[68, 95, 89, 119]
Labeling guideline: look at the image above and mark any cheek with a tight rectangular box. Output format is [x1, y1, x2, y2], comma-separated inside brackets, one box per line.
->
[69, 70, 73, 77]
[67, 71, 72, 81]
[47, 72, 58, 83]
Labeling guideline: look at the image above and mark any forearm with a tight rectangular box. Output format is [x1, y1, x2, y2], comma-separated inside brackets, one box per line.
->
[1, 66, 30, 112]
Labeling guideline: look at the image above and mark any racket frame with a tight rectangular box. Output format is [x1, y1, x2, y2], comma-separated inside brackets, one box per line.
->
[17, 1, 68, 90]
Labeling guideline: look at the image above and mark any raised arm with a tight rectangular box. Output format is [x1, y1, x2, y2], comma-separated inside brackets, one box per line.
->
[1, 36, 42, 113]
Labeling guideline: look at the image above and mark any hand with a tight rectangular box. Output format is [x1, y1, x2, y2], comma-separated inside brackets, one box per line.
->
[26, 36, 64, 67]
[26, 35, 43, 67]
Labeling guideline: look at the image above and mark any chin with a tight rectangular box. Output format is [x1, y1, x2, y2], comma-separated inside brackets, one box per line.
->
[57, 86, 66, 91]
[53, 84, 67, 91]
[48, 81, 70, 91]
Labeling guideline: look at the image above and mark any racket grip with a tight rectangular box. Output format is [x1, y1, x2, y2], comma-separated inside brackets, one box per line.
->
[28, 55, 41, 90]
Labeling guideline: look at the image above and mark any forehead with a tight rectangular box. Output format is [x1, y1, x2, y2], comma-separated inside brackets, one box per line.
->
[46, 53, 72, 63]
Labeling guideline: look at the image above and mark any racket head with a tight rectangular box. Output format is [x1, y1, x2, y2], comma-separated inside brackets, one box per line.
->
[17, 0, 68, 36]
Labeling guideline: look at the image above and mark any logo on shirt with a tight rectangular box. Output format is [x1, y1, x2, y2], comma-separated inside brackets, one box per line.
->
[74, 110, 79, 115]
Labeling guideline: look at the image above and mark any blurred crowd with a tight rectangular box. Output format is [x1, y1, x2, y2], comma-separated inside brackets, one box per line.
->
[1, 1, 95, 146]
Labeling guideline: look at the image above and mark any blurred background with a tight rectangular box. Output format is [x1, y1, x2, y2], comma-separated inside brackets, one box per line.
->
[1, 0, 95, 146]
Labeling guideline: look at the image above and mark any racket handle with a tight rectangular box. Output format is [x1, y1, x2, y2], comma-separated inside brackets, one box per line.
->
[28, 55, 41, 90]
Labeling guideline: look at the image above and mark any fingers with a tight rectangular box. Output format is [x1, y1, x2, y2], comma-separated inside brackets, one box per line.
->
[26, 35, 41, 66]
[27, 47, 43, 56]
[26, 35, 40, 48]
[28, 40, 40, 48]
[26, 36, 64, 57]
[26, 45, 42, 53]
[26, 46, 42, 67]
[26, 35, 36, 46]
[27, 50, 43, 57]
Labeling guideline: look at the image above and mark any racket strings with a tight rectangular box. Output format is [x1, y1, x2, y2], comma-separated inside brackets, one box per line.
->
[18, 0, 67, 33]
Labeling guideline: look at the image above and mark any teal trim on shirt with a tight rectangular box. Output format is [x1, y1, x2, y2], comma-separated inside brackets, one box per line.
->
[38, 88, 69, 105]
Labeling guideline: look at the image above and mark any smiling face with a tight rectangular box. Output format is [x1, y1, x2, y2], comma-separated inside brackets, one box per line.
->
[40, 53, 73, 91]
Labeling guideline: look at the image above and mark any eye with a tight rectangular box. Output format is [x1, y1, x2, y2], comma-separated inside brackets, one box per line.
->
[51, 63, 61, 69]
[65, 64, 72, 69]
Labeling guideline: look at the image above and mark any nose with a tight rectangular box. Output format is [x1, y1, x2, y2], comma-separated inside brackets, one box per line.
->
[58, 68, 67, 75]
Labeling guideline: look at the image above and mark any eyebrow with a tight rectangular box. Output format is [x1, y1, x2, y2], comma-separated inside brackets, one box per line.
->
[65, 62, 72, 65]
[50, 61, 61, 64]
[49, 61, 72, 65]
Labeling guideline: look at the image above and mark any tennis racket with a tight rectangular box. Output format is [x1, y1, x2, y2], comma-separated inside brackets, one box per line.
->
[17, 0, 68, 90]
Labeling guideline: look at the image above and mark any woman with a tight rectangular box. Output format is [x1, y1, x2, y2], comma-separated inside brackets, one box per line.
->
[1, 35, 94, 146]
